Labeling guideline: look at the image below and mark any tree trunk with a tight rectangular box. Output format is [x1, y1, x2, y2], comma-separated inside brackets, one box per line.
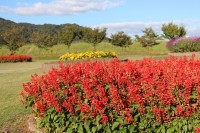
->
[93, 44, 97, 52]
[67, 45, 70, 53]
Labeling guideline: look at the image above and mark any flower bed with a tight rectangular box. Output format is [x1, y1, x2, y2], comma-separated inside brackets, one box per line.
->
[0, 54, 32, 63]
[21, 56, 200, 132]
[59, 51, 117, 61]
[166, 37, 200, 53]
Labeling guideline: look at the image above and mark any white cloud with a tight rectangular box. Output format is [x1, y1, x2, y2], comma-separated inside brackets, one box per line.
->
[0, 0, 123, 15]
[187, 27, 200, 36]
[94, 21, 199, 38]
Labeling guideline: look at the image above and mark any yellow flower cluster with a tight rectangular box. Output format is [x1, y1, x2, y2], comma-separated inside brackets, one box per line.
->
[59, 51, 118, 61]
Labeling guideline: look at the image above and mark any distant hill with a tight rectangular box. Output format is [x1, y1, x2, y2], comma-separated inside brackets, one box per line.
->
[0, 17, 83, 42]
[0, 17, 110, 44]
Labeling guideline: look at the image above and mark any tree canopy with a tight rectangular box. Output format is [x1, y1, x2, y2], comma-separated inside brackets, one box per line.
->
[111, 31, 132, 49]
[135, 28, 162, 47]
[162, 22, 186, 40]
[82, 27, 107, 51]
[58, 24, 81, 53]
[0, 26, 26, 54]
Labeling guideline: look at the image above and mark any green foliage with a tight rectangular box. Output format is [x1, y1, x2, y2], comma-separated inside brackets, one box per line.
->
[34, 105, 200, 133]
[30, 30, 57, 49]
[0, 26, 26, 54]
[58, 25, 79, 53]
[173, 40, 200, 53]
[166, 37, 200, 53]
[135, 27, 162, 48]
[162, 22, 186, 40]
[82, 27, 106, 51]
[111, 31, 132, 49]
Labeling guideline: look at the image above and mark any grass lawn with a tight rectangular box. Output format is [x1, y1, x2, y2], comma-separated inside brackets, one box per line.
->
[0, 61, 52, 132]
[0, 41, 169, 60]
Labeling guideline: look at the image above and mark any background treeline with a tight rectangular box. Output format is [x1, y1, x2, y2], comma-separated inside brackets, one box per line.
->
[0, 17, 187, 55]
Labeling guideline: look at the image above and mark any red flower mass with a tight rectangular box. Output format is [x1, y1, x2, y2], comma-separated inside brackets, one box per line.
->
[21, 55, 200, 128]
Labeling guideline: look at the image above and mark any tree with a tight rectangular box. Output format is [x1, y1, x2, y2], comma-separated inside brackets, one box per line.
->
[0, 26, 26, 54]
[135, 27, 161, 48]
[58, 25, 77, 53]
[83, 27, 106, 51]
[111, 31, 132, 50]
[162, 22, 186, 40]
[31, 30, 57, 52]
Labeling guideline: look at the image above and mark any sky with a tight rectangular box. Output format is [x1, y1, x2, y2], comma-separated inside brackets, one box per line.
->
[0, 0, 200, 37]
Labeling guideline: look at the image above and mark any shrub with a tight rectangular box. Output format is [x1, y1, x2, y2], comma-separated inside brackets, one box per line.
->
[0, 54, 32, 63]
[21, 56, 200, 132]
[166, 37, 200, 52]
[59, 51, 117, 61]
[111, 31, 132, 49]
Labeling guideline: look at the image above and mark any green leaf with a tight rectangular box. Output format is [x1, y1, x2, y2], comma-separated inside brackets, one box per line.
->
[183, 125, 187, 133]
[84, 98, 89, 104]
[92, 126, 97, 133]
[84, 120, 91, 132]
[97, 124, 103, 131]
[105, 124, 111, 133]
[67, 127, 74, 133]
[188, 124, 193, 131]
[96, 115, 101, 124]
[128, 125, 135, 132]
[134, 114, 140, 122]
[166, 127, 174, 133]
[78, 123, 83, 133]
[116, 117, 124, 124]
[111, 122, 119, 130]
[119, 127, 127, 133]
[161, 125, 165, 133]
[61, 126, 67, 132]
[113, 130, 118, 133]
[146, 113, 154, 119]
[139, 123, 145, 130]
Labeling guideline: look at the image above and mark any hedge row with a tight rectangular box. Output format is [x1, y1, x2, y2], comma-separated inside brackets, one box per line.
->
[21, 56, 200, 132]
[0, 54, 32, 63]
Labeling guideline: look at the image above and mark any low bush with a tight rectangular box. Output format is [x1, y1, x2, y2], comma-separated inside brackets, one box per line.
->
[0, 54, 32, 63]
[21, 56, 200, 132]
[166, 37, 200, 52]
[59, 51, 117, 61]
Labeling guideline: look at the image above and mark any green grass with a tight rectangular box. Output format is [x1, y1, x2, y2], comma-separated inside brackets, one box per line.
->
[0, 41, 169, 60]
[0, 61, 54, 131]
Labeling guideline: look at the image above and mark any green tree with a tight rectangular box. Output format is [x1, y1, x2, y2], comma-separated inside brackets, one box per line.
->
[162, 22, 186, 40]
[31, 30, 57, 54]
[0, 26, 26, 54]
[83, 27, 106, 51]
[58, 25, 77, 53]
[111, 31, 132, 50]
[135, 27, 161, 48]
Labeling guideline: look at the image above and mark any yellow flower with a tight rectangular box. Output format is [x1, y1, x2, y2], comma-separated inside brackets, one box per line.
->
[59, 51, 118, 61]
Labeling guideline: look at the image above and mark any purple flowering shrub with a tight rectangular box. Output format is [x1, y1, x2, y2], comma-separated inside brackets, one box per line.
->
[166, 37, 200, 52]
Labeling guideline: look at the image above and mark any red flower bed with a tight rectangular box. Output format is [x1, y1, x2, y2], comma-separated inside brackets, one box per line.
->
[21, 55, 200, 132]
[0, 54, 32, 63]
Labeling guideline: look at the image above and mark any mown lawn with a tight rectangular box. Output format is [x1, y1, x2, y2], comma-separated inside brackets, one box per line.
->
[0, 61, 52, 132]
[0, 41, 169, 60]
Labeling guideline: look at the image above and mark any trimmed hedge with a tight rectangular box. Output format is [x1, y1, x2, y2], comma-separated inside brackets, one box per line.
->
[166, 37, 200, 53]
[21, 56, 200, 132]
[0, 54, 32, 63]
[59, 51, 117, 61]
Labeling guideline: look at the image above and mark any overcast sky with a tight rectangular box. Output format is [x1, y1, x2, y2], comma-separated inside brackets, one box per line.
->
[0, 0, 200, 37]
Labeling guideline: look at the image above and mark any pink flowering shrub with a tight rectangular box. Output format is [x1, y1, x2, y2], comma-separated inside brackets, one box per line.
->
[166, 37, 200, 52]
